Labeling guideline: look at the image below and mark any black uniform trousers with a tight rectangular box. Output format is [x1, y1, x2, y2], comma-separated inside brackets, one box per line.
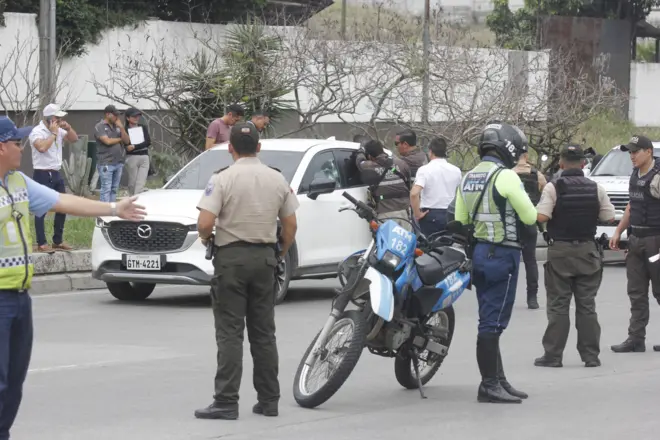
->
[625, 234, 660, 340]
[210, 243, 280, 407]
[542, 240, 603, 362]
[520, 225, 539, 298]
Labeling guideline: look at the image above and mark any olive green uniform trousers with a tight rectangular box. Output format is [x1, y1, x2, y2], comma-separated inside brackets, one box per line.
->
[210, 244, 280, 407]
[542, 241, 603, 362]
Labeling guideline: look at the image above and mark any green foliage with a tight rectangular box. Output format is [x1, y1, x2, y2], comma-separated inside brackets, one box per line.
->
[2, 0, 269, 58]
[487, 0, 660, 50]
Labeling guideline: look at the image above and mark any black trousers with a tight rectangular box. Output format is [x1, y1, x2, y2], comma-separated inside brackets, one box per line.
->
[32, 170, 66, 246]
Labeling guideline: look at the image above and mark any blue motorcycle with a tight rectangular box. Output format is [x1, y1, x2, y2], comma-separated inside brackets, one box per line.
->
[293, 192, 473, 408]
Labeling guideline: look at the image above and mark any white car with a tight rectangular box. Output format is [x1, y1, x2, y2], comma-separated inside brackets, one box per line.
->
[588, 143, 660, 254]
[91, 138, 376, 303]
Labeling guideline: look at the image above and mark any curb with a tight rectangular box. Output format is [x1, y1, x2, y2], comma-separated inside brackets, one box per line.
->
[27, 246, 625, 297]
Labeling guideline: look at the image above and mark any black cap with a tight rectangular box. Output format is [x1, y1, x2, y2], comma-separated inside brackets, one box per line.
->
[104, 104, 120, 115]
[124, 107, 141, 117]
[230, 122, 259, 150]
[560, 144, 585, 160]
[621, 135, 653, 152]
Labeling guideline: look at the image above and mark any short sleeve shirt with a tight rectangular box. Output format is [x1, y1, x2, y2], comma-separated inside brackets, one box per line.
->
[206, 119, 230, 144]
[94, 120, 125, 165]
[196, 157, 300, 246]
[536, 182, 615, 222]
[29, 121, 68, 170]
[1, 171, 60, 218]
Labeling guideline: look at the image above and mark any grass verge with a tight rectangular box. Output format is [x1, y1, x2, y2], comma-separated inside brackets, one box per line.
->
[28, 215, 96, 250]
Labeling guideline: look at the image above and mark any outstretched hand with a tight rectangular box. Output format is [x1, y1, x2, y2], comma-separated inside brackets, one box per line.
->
[116, 195, 147, 221]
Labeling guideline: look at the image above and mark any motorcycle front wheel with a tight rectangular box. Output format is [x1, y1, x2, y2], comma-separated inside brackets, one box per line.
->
[293, 309, 368, 408]
[394, 306, 455, 389]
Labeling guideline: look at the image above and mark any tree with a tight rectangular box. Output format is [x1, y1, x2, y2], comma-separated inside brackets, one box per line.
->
[487, 0, 660, 51]
[92, 18, 293, 161]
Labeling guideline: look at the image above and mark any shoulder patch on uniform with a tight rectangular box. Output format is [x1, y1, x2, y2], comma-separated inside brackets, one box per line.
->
[213, 166, 229, 175]
[204, 181, 215, 196]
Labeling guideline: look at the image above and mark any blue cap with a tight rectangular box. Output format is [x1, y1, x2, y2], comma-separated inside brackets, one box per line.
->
[0, 117, 33, 142]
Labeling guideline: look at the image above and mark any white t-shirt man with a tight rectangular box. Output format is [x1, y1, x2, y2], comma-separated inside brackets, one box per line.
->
[29, 104, 69, 171]
[414, 158, 462, 209]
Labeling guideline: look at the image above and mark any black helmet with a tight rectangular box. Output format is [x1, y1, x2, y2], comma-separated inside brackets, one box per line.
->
[478, 122, 528, 168]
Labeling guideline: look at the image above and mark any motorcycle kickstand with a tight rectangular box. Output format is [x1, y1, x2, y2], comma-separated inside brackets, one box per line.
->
[411, 348, 427, 400]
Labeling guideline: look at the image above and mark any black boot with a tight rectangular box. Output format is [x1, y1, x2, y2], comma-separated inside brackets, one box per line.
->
[527, 294, 539, 310]
[476, 334, 522, 404]
[497, 349, 528, 399]
[610, 337, 645, 353]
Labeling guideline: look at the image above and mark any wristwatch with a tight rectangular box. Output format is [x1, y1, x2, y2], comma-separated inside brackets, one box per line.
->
[110, 202, 117, 216]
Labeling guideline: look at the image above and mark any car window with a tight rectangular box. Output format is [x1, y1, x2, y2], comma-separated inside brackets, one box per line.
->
[333, 149, 365, 188]
[591, 148, 660, 177]
[164, 149, 304, 190]
[299, 150, 341, 193]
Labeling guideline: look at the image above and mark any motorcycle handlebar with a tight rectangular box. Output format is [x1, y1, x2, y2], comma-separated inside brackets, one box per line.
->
[341, 191, 360, 206]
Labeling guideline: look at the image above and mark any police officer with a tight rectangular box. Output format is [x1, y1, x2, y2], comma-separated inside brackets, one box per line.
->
[533, 145, 615, 368]
[513, 149, 547, 309]
[195, 122, 299, 420]
[454, 122, 537, 404]
[610, 135, 660, 353]
[355, 139, 412, 230]
[0, 116, 145, 439]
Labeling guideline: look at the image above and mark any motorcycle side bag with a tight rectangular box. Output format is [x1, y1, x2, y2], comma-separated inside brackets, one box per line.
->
[415, 247, 466, 286]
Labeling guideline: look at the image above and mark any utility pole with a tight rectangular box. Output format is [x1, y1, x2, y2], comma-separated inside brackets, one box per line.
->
[38, 0, 56, 107]
[341, 0, 347, 40]
[421, 0, 430, 124]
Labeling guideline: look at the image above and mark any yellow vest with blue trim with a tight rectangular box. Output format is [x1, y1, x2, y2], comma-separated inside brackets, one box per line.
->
[0, 172, 33, 290]
[459, 161, 521, 248]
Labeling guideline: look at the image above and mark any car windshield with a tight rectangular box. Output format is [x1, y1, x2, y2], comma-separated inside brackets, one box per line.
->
[164, 149, 304, 190]
[590, 148, 660, 176]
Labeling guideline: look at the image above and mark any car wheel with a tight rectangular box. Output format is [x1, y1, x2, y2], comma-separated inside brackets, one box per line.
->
[274, 252, 292, 305]
[107, 282, 156, 301]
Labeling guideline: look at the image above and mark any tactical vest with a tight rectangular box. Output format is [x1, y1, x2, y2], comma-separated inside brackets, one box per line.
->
[517, 168, 541, 205]
[629, 158, 660, 235]
[459, 161, 521, 248]
[0, 172, 34, 291]
[547, 169, 599, 242]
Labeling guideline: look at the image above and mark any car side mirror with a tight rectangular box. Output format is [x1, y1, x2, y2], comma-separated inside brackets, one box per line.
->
[307, 177, 336, 200]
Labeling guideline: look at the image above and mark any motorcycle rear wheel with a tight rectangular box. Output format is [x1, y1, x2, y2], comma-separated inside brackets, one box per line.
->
[293, 309, 368, 408]
[394, 306, 455, 390]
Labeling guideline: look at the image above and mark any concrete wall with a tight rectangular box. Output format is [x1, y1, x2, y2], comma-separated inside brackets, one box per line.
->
[629, 62, 660, 127]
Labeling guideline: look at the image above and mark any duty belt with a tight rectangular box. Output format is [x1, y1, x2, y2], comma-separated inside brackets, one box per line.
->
[630, 226, 660, 238]
[217, 241, 277, 250]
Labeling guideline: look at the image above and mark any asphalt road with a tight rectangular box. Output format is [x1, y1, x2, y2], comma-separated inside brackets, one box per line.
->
[14, 262, 660, 440]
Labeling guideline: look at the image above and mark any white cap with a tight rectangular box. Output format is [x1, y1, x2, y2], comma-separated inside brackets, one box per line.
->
[43, 103, 67, 117]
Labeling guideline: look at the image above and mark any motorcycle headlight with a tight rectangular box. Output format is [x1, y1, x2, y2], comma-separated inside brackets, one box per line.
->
[381, 250, 401, 268]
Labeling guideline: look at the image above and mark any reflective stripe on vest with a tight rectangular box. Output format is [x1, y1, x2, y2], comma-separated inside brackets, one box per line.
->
[459, 161, 520, 247]
[0, 172, 33, 290]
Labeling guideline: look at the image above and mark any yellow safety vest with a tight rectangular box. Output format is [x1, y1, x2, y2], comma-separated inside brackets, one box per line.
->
[0, 172, 33, 290]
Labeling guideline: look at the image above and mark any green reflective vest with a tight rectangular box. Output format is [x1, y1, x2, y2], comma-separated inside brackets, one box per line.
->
[0, 172, 33, 290]
[459, 161, 521, 248]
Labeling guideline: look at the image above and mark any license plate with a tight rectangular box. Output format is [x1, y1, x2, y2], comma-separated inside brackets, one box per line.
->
[124, 255, 161, 271]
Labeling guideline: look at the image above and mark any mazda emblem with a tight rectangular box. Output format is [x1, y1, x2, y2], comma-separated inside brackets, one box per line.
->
[136, 224, 152, 239]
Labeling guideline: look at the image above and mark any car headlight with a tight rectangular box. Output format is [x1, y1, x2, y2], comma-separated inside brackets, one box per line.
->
[95, 217, 109, 228]
[381, 250, 401, 268]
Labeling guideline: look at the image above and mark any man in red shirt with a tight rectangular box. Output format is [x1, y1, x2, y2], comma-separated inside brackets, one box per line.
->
[205, 104, 244, 150]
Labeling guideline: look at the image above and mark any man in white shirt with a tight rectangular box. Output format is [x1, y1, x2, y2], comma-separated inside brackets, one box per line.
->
[29, 103, 79, 252]
[410, 137, 462, 237]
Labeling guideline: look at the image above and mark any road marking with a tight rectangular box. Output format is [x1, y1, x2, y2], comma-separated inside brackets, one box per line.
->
[28, 354, 196, 374]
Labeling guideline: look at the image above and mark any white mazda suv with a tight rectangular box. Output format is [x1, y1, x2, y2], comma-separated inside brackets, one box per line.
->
[91, 138, 377, 303]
